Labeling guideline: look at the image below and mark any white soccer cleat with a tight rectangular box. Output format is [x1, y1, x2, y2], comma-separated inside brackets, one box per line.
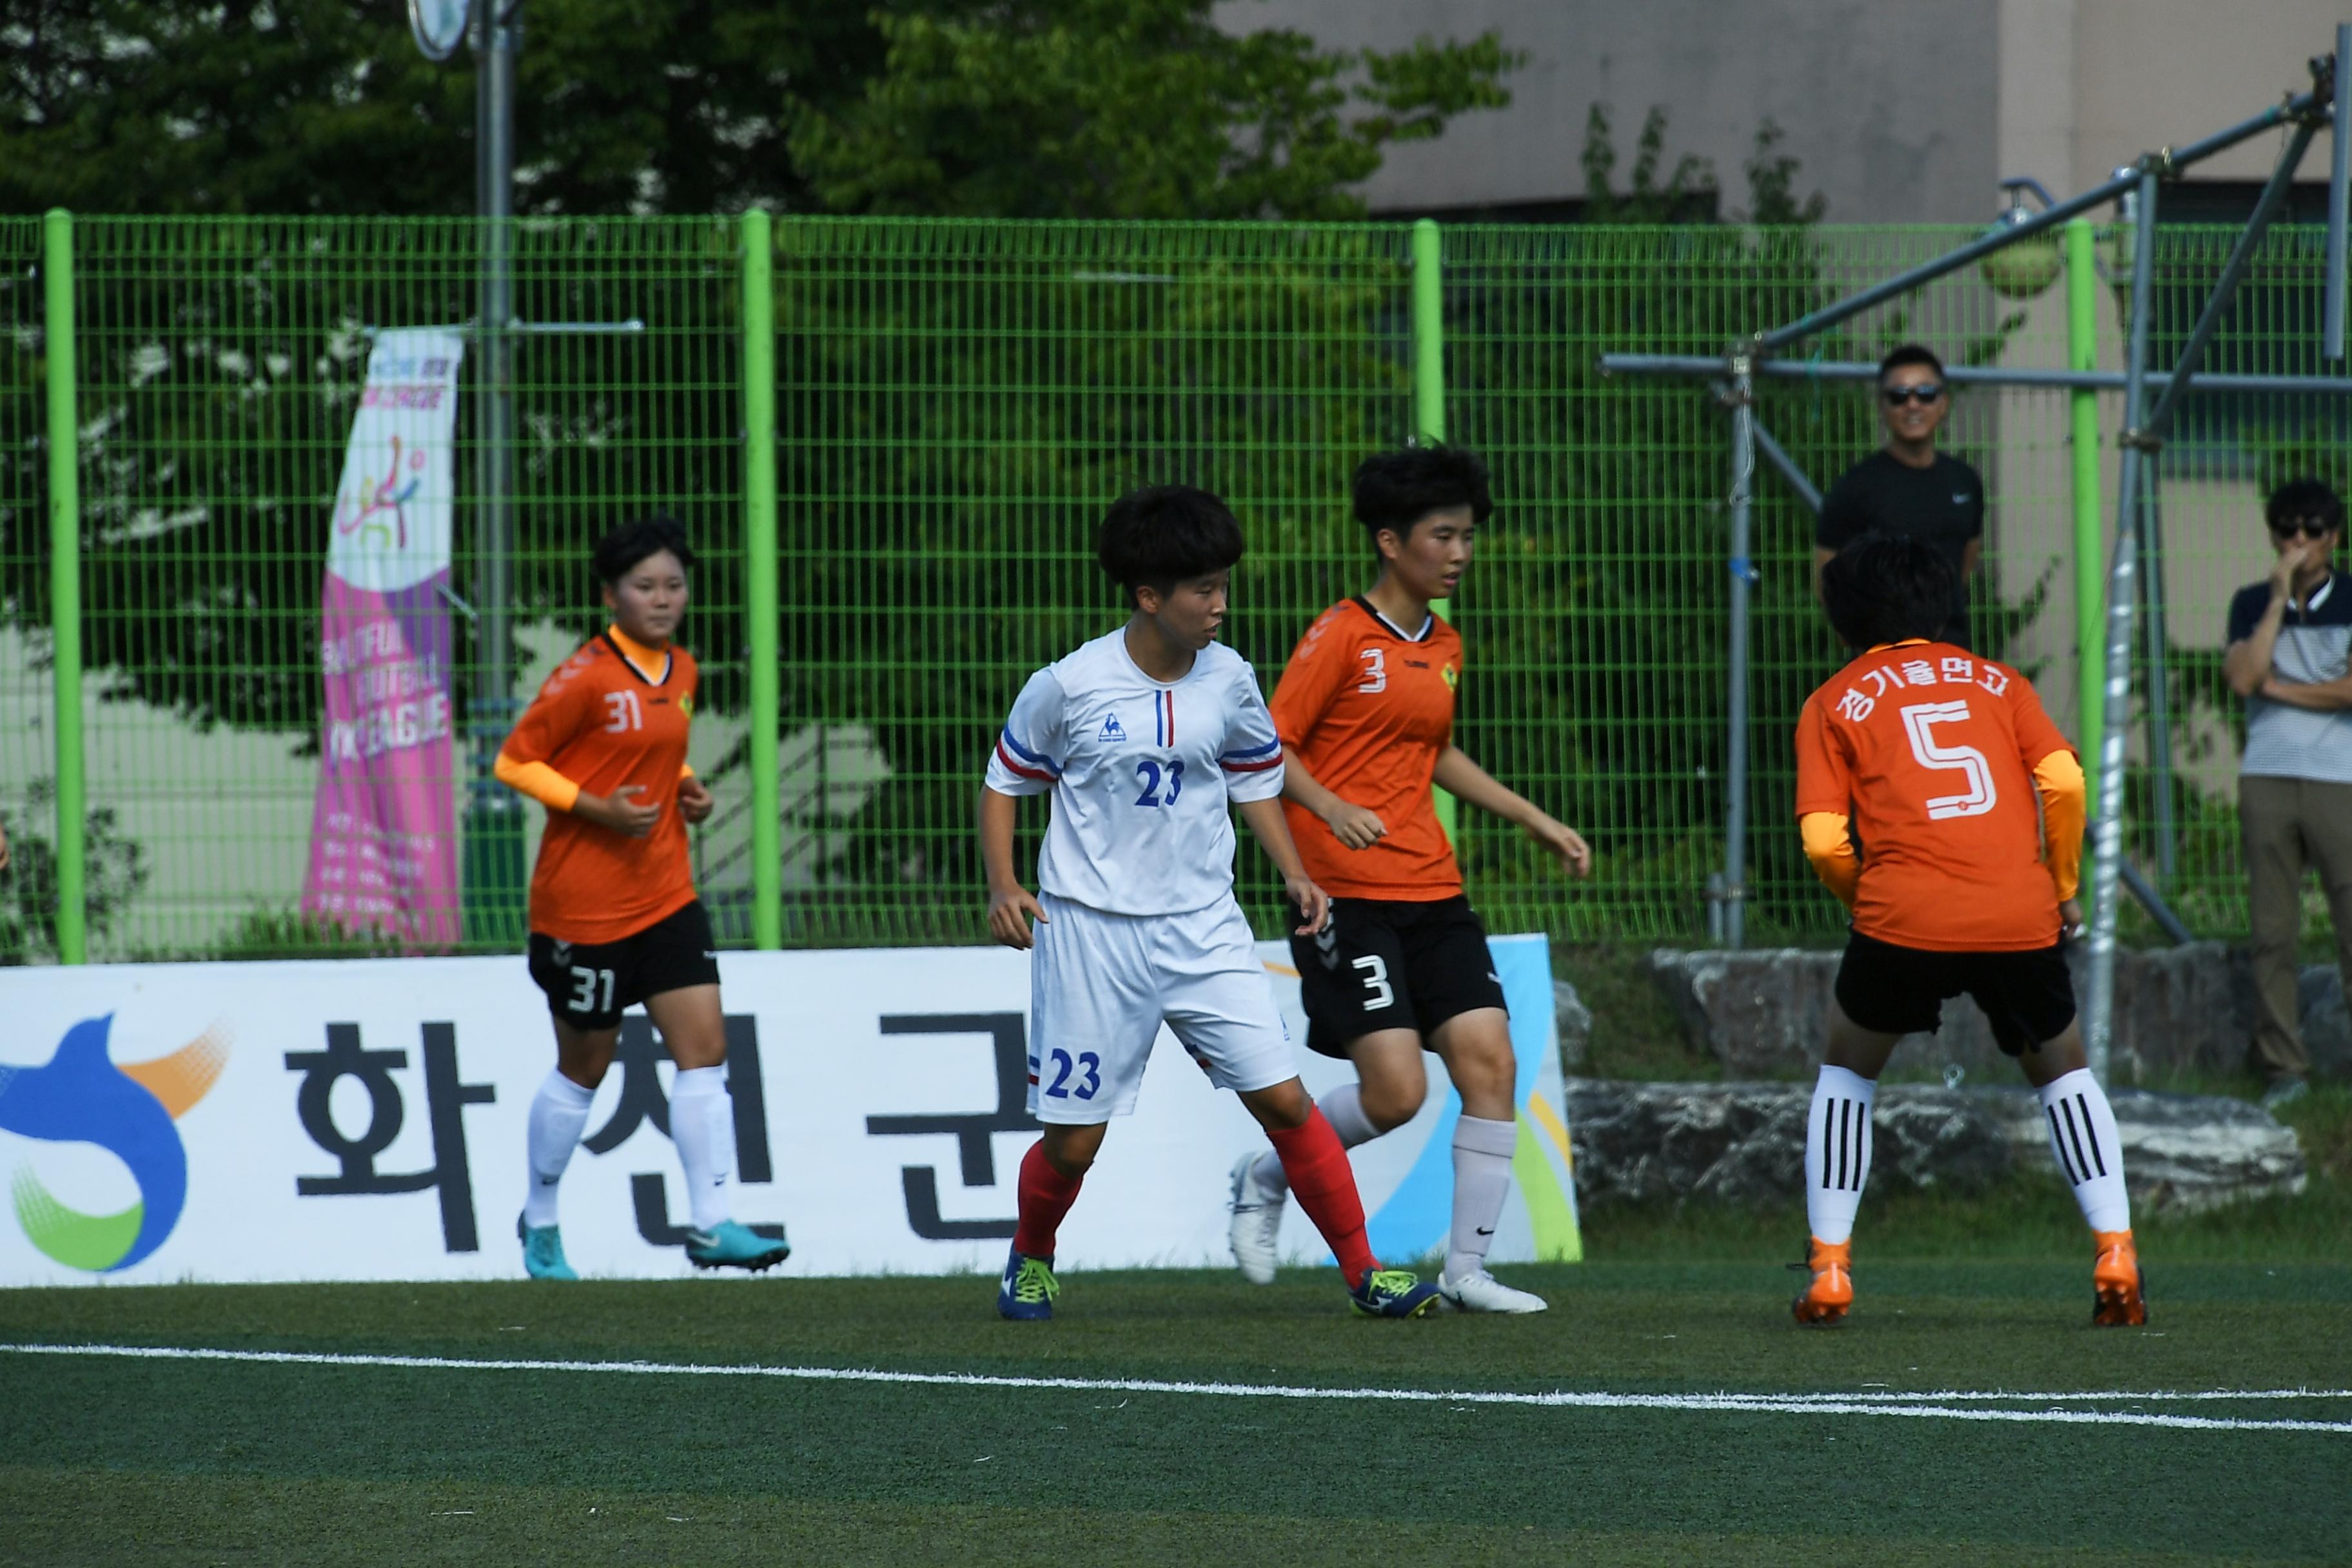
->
[1437, 1269, 1549, 1314]
[1227, 1152, 1286, 1286]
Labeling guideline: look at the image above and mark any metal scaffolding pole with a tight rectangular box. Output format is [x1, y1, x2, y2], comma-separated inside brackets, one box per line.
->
[2082, 167, 2161, 1083]
[1720, 354, 1759, 948]
[463, 0, 526, 945]
[1748, 415, 1823, 511]
[2330, 29, 2349, 360]
[2141, 462, 2177, 881]
[1759, 90, 2317, 353]
[2140, 119, 2319, 439]
[1600, 353, 2352, 397]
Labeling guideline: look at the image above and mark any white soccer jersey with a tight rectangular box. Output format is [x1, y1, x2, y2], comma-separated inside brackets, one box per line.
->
[984, 629, 1286, 917]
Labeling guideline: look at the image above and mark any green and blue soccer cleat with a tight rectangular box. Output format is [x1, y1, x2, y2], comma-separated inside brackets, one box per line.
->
[1349, 1268, 1442, 1319]
[997, 1248, 1059, 1320]
[517, 1215, 578, 1281]
[685, 1219, 792, 1273]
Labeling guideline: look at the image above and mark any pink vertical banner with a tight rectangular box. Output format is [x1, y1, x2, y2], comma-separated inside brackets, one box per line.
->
[301, 330, 467, 946]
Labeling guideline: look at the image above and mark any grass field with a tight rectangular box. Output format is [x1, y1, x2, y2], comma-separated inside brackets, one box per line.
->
[6, 1148, 2349, 1568]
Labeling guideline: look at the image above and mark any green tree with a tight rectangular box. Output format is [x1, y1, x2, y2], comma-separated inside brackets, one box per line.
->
[2, 0, 1510, 220]
[1, 0, 876, 215]
[0, 781, 149, 962]
[791, 0, 1514, 220]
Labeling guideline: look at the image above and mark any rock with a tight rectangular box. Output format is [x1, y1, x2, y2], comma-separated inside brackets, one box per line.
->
[1562, 1079, 2304, 1216]
[2299, 964, 2351, 1081]
[1643, 945, 2347, 1084]
[1553, 979, 1592, 1072]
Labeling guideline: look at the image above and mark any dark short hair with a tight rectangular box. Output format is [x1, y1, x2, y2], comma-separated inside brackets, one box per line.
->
[593, 515, 696, 584]
[1352, 442, 1494, 549]
[1096, 485, 1246, 606]
[1820, 533, 1960, 650]
[2265, 476, 2345, 534]
[1878, 343, 1946, 384]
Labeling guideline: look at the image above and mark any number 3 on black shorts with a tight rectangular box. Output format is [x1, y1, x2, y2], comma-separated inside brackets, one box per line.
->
[1352, 954, 1393, 1011]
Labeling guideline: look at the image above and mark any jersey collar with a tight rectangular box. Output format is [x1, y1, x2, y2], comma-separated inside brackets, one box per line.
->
[1861, 638, 1934, 654]
[1354, 596, 1434, 642]
[603, 624, 673, 685]
[2289, 571, 2338, 614]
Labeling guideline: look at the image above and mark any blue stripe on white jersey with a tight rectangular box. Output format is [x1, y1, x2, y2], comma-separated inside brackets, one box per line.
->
[995, 726, 1061, 781]
[981, 630, 1286, 917]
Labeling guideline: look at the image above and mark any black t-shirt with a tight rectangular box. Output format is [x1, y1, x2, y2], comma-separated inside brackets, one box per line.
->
[1817, 450, 1986, 643]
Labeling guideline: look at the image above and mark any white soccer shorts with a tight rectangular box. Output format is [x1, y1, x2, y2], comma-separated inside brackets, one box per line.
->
[1026, 892, 1297, 1122]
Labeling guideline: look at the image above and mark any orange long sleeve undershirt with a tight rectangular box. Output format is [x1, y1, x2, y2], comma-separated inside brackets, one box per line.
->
[494, 752, 694, 814]
[1799, 811, 1861, 908]
[2032, 749, 2086, 902]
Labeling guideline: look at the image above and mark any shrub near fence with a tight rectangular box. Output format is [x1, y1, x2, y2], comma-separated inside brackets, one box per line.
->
[0, 214, 2331, 960]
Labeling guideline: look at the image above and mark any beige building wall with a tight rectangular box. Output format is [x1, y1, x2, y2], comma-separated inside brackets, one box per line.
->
[1226, 0, 2345, 224]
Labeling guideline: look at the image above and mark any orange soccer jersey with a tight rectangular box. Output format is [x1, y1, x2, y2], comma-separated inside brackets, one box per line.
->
[1270, 597, 1463, 901]
[1794, 640, 2077, 952]
[500, 629, 699, 945]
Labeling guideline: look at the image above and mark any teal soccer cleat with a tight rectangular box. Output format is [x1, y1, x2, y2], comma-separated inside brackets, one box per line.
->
[685, 1219, 792, 1273]
[517, 1215, 578, 1281]
[997, 1249, 1059, 1320]
[1349, 1268, 1442, 1319]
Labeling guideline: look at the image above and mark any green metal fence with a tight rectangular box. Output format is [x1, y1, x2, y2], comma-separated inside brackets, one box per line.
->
[0, 213, 2333, 961]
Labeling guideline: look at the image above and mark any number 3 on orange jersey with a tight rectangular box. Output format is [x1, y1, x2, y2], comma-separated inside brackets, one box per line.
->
[603, 690, 643, 733]
[1900, 700, 1996, 819]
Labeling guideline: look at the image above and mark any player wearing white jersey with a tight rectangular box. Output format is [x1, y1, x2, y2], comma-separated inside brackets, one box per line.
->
[980, 485, 1442, 1322]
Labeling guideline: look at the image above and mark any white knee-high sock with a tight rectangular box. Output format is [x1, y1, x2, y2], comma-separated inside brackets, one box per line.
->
[1252, 1081, 1381, 1195]
[1805, 1065, 1876, 1245]
[524, 1069, 596, 1228]
[2039, 1068, 2131, 1233]
[669, 1066, 736, 1230]
[1444, 1114, 1519, 1281]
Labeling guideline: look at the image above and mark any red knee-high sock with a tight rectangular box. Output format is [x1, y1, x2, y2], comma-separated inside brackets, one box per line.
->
[1012, 1139, 1084, 1259]
[1266, 1108, 1380, 1289]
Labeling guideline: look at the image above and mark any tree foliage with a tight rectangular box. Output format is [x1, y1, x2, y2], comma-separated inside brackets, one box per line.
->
[2, 0, 1511, 220]
[789, 0, 1513, 220]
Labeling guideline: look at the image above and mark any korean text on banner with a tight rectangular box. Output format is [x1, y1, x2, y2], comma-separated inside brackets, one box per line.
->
[301, 331, 466, 946]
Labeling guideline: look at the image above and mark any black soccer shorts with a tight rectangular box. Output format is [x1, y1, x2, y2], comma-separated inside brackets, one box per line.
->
[1289, 895, 1509, 1060]
[526, 899, 722, 1031]
[1832, 927, 2076, 1055]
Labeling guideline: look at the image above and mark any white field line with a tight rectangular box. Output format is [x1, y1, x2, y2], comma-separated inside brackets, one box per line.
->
[6, 1342, 2349, 1436]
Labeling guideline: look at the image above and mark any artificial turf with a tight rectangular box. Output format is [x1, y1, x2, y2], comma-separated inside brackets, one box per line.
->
[4, 1227, 2347, 1567]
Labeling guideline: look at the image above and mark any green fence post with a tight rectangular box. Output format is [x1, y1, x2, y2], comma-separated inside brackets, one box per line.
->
[2066, 218, 2105, 774]
[1411, 218, 1460, 841]
[741, 209, 782, 950]
[42, 209, 86, 966]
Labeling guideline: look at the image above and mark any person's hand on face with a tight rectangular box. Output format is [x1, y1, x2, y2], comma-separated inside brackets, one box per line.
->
[2268, 518, 2335, 600]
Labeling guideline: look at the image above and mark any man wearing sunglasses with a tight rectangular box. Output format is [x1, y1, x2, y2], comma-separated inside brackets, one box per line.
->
[2224, 477, 2352, 1109]
[1813, 344, 1984, 645]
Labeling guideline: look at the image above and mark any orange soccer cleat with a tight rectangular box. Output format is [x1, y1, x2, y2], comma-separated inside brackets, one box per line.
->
[2092, 1230, 2148, 1327]
[1791, 1237, 1854, 1326]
